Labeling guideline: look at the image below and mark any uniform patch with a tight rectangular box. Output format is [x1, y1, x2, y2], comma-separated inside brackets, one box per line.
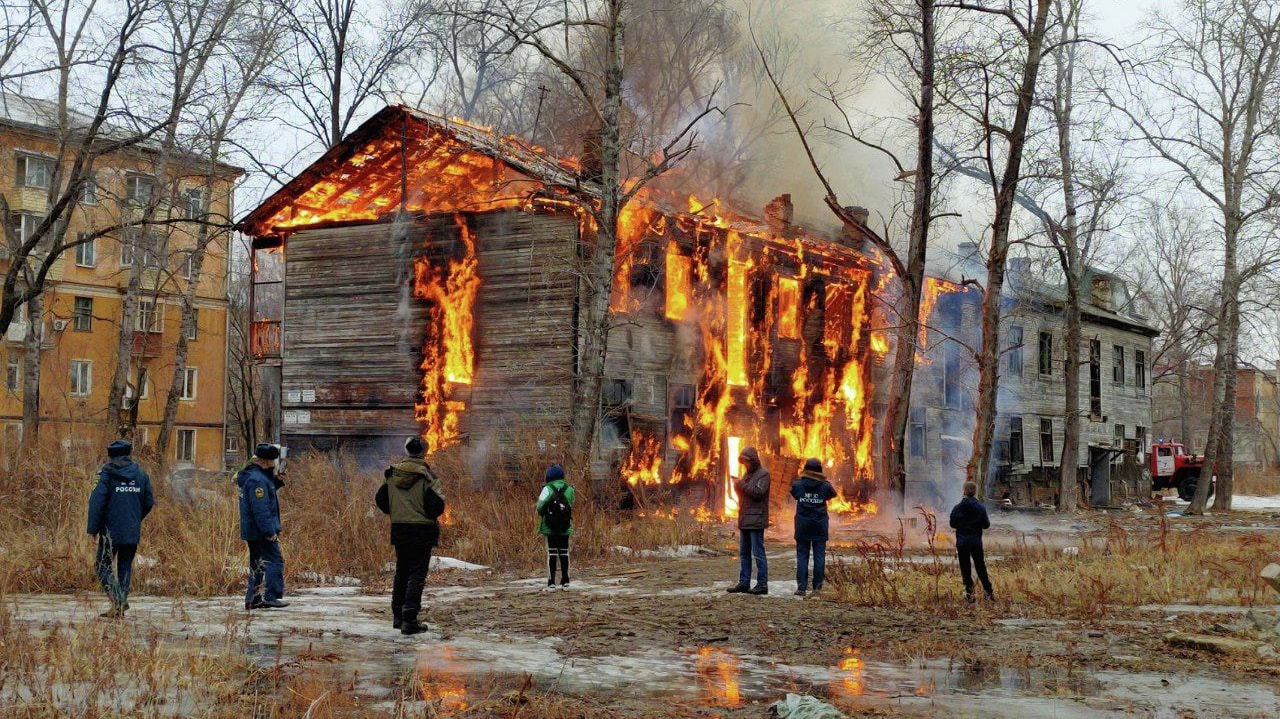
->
[254, 487, 265, 499]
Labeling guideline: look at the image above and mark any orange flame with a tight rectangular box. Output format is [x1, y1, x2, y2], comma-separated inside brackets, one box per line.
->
[413, 215, 480, 452]
[836, 648, 866, 697]
[621, 432, 664, 486]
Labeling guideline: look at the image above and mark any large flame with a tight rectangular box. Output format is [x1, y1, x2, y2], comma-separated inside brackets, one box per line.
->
[413, 214, 480, 452]
[695, 647, 742, 706]
[621, 431, 664, 486]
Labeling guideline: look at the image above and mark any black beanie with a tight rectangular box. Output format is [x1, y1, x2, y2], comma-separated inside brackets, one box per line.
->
[405, 437, 426, 457]
[803, 458, 824, 474]
[254, 443, 281, 461]
[107, 440, 132, 458]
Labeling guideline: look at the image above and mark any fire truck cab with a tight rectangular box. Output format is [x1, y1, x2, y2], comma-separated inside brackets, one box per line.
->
[1149, 441, 1213, 502]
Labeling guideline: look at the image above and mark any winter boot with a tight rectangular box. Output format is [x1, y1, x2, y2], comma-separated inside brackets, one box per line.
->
[748, 584, 769, 596]
[393, 608, 403, 630]
[99, 603, 122, 619]
[400, 614, 428, 636]
[726, 583, 750, 593]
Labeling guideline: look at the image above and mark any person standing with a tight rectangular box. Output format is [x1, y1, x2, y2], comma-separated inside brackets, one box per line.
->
[238, 443, 288, 609]
[727, 447, 771, 595]
[949, 481, 995, 602]
[86, 440, 155, 618]
[536, 465, 574, 590]
[790, 458, 837, 597]
[376, 437, 445, 635]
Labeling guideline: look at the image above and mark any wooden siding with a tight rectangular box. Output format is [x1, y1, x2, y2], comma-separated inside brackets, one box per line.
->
[280, 210, 580, 460]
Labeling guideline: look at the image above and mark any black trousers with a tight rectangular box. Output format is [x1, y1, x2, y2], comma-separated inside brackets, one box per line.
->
[392, 540, 433, 619]
[95, 537, 137, 606]
[957, 541, 993, 597]
[546, 534, 569, 584]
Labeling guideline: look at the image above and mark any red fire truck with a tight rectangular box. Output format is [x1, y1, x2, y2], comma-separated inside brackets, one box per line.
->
[1149, 441, 1213, 501]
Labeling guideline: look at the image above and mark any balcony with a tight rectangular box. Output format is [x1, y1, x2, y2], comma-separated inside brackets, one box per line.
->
[131, 332, 163, 358]
[251, 320, 282, 359]
[10, 186, 48, 214]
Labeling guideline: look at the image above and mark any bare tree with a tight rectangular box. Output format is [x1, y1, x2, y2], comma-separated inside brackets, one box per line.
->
[932, 0, 1052, 492]
[269, 0, 434, 149]
[1109, 0, 1280, 513]
[458, 0, 723, 473]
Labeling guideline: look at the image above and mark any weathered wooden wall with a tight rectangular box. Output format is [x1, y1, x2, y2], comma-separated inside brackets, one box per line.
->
[279, 210, 580, 464]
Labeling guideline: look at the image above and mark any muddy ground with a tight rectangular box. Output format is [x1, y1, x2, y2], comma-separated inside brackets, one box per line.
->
[9, 500, 1280, 718]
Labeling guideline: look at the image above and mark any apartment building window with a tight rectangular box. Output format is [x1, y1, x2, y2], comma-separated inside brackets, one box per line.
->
[135, 300, 161, 333]
[180, 367, 198, 400]
[5, 355, 18, 392]
[125, 175, 155, 205]
[185, 308, 198, 341]
[184, 188, 204, 219]
[81, 174, 98, 205]
[120, 234, 160, 268]
[70, 360, 92, 397]
[1112, 345, 1125, 385]
[176, 429, 196, 465]
[1135, 350, 1147, 391]
[909, 407, 926, 459]
[1038, 331, 1053, 375]
[1007, 326, 1024, 377]
[9, 213, 40, 242]
[1009, 416, 1024, 464]
[1039, 417, 1054, 465]
[226, 434, 240, 453]
[75, 234, 96, 267]
[15, 153, 54, 189]
[72, 297, 93, 332]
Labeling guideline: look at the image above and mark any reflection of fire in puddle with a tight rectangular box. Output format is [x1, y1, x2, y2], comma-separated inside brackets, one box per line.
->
[832, 647, 865, 698]
[419, 648, 470, 711]
[695, 647, 742, 706]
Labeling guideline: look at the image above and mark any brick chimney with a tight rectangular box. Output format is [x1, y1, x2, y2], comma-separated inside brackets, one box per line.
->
[764, 194, 794, 235]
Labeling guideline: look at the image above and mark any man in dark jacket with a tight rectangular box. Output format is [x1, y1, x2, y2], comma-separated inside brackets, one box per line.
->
[949, 481, 994, 602]
[727, 447, 771, 595]
[376, 437, 444, 635]
[238, 443, 288, 610]
[86, 440, 155, 618]
[790, 458, 838, 596]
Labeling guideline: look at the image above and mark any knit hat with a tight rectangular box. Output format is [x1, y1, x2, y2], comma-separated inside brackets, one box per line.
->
[106, 440, 132, 458]
[404, 437, 426, 458]
[254, 443, 281, 461]
[803, 458, 824, 475]
[545, 464, 565, 482]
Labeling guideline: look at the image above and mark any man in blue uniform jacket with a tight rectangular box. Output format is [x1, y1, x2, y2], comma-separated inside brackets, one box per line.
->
[949, 481, 995, 602]
[238, 443, 289, 609]
[87, 439, 155, 618]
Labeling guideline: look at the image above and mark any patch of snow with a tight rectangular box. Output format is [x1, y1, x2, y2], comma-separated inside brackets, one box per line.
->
[297, 571, 361, 586]
[1227, 495, 1280, 511]
[430, 556, 490, 571]
[612, 545, 715, 558]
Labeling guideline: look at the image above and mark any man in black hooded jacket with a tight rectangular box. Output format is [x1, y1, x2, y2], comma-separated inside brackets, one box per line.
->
[376, 437, 444, 635]
[87, 440, 155, 618]
[949, 481, 994, 602]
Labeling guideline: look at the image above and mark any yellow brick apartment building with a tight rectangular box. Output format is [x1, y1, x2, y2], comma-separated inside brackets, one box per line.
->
[0, 94, 240, 470]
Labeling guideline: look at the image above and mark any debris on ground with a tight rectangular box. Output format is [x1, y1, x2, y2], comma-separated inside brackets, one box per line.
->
[769, 693, 845, 719]
[1163, 631, 1263, 655]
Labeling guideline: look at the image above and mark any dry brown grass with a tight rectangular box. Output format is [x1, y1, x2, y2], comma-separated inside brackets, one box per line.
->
[0, 448, 706, 597]
[828, 509, 1280, 617]
[1231, 465, 1280, 496]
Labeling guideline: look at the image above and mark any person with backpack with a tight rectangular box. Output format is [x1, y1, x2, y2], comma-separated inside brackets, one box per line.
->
[950, 481, 995, 602]
[790, 458, 838, 596]
[376, 437, 445, 636]
[536, 464, 574, 590]
[86, 440, 155, 618]
[238, 443, 288, 610]
[727, 447, 771, 595]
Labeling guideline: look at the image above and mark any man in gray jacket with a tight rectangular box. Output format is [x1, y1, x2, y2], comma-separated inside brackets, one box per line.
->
[727, 447, 771, 595]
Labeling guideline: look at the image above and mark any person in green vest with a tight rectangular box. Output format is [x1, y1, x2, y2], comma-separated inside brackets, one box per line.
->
[376, 437, 444, 635]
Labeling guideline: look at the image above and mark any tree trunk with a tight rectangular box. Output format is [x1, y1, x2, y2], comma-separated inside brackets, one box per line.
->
[1059, 281, 1082, 509]
[883, 0, 935, 507]
[20, 293, 42, 447]
[567, 1, 625, 477]
[1190, 232, 1237, 514]
[966, 0, 1052, 494]
[156, 225, 212, 465]
[1211, 300, 1239, 510]
[107, 260, 143, 437]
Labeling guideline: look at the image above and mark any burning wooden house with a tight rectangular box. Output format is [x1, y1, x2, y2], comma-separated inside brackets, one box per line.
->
[239, 105, 883, 516]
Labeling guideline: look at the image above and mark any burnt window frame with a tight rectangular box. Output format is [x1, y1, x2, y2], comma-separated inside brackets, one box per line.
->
[1007, 325, 1024, 377]
[1038, 331, 1053, 376]
[1135, 350, 1147, 391]
[909, 407, 926, 459]
[1112, 345, 1125, 385]
[1039, 417, 1054, 465]
[1009, 416, 1024, 464]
